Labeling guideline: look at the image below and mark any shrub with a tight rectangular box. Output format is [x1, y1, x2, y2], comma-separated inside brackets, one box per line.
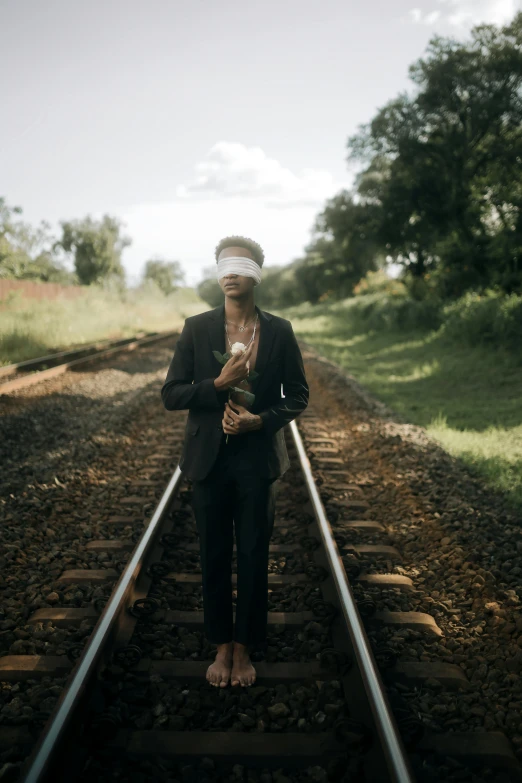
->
[441, 291, 522, 351]
[348, 293, 443, 332]
[353, 269, 407, 297]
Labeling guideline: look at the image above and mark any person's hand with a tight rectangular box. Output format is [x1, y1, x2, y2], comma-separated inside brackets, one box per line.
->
[214, 343, 254, 391]
[222, 401, 263, 435]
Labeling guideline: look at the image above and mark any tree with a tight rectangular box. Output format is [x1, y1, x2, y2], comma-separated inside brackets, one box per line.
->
[143, 258, 185, 295]
[255, 264, 307, 309]
[0, 197, 75, 283]
[197, 266, 224, 308]
[56, 214, 130, 285]
[346, 12, 522, 296]
[291, 191, 384, 303]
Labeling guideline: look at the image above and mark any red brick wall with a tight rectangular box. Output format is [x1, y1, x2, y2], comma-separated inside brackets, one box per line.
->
[0, 279, 85, 302]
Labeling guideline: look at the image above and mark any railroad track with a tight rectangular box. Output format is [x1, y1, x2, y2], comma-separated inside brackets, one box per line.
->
[1, 352, 520, 782]
[0, 330, 179, 395]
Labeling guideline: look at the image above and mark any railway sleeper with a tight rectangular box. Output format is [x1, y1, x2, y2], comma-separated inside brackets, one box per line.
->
[317, 469, 358, 479]
[368, 610, 443, 636]
[119, 495, 152, 505]
[86, 540, 135, 552]
[57, 569, 120, 584]
[327, 497, 370, 508]
[320, 483, 365, 493]
[0, 656, 341, 684]
[385, 661, 470, 691]
[0, 656, 474, 699]
[102, 515, 142, 525]
[336, 519, 385, 531]
[27, 606, 439, 635]
[305, 437, 338, 445]
[53, 561, 414, 593]
[106, 729, 347, 767]
[177, 541, 401, 558]
[164, 572, 307, 586]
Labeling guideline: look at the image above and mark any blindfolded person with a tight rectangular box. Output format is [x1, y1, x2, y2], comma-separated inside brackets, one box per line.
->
[161, 235, 309, 688]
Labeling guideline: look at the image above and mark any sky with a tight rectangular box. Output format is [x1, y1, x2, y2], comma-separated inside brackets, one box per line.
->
[2, 0, 521, 286]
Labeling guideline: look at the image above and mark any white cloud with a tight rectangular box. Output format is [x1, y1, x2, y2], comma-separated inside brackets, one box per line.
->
[118, 142, 351, 287]
[409, 0, 520, 27]
[440, 0, 519, 26]
[176, 141, 341, 209]
[408, 7, 441, 23]
[121, 197, 329, 287]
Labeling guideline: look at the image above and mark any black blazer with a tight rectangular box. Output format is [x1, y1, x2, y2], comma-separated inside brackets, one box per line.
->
[161, 303, 309, 481]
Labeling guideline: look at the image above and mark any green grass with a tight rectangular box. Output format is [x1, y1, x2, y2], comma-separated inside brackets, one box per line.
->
[282, 299, 522, 512]
[0, 284, 206, 365]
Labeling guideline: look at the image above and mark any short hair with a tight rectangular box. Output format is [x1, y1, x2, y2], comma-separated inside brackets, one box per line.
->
[214, 235, 265, 268]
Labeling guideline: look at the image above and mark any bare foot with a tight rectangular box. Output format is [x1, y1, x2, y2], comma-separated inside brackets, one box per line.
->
[231, 642, 256, 687]
[206, 642, 233, 688]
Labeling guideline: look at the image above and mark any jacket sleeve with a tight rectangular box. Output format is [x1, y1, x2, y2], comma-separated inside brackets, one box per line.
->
[258, 321, 309, 435]
[161, 320, 229, 411]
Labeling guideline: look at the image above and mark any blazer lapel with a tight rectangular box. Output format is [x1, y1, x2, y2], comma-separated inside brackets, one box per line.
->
[251, 306, 275, 394]
[208, 304, 226, 369]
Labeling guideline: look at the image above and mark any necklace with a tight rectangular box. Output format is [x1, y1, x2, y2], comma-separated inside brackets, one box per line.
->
[225, 314, 258, 351]
[225, 313, 257, 332]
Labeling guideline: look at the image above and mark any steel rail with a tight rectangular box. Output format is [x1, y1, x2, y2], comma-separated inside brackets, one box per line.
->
[0, 333, 148, 379]
[23, 466, 184, 783]
[290, 419, 414, 783]
[0, 330, 179, 394]
[23, 420, 412, 782]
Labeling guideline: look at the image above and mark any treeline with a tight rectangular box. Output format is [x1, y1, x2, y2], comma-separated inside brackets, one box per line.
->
[0, 198, 185, 295]
[200, 12, 522, 309]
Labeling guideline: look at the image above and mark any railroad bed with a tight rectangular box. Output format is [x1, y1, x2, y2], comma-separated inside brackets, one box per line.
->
[0, 336, 521, 783]
[0, 330, 178, 396]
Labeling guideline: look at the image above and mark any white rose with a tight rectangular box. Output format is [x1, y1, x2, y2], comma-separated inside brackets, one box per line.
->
[230, 342, 246, 355]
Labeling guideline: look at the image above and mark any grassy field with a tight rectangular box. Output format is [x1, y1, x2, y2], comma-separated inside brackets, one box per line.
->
[0, 284, 206, 365]
[283, 298, 522, 513]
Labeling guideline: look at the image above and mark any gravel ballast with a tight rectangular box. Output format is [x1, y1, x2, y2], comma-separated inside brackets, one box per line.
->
[1, 334, 520, 782]
[300, 343, 522, 770]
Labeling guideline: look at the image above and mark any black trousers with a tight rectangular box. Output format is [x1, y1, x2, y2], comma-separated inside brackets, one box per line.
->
[189, 434, 277, 647]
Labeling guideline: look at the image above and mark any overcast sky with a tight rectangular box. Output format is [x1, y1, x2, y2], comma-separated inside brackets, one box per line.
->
[2, 0, 520, 285]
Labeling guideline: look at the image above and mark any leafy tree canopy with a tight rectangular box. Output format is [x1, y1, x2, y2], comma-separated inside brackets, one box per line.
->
[56, 214, 130, 285]
[0, 197, 75, 284]
[143, 258, 185, 295]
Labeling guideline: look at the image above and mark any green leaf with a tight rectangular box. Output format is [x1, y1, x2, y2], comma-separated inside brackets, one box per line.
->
[223, 352, 231, 361]
[247, 370, 259, 380]
[212, 350, 226, 364]
[229, 386, 255, 405]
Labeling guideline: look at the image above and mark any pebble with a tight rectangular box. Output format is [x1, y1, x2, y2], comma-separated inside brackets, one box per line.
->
[304, 621, 324, 636]
[3, 343, 519, 782]
[308, 354, 522, 757]
[268, 703, 290, 719]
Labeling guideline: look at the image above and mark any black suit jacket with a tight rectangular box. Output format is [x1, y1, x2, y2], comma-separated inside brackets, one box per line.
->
[161, 303, 309, 481]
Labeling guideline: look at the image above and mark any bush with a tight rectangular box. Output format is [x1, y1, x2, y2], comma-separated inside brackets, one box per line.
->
[353, 269, 407, 297]
[348, 293, 443, 332]
[441, 291, 522, 351]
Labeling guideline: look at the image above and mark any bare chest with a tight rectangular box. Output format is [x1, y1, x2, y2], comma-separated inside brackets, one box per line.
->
[223, 321, 261, 407]
[223, 322, 261, 373]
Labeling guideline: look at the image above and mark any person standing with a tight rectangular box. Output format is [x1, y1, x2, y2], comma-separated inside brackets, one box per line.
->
[161, 235, 309, 688]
